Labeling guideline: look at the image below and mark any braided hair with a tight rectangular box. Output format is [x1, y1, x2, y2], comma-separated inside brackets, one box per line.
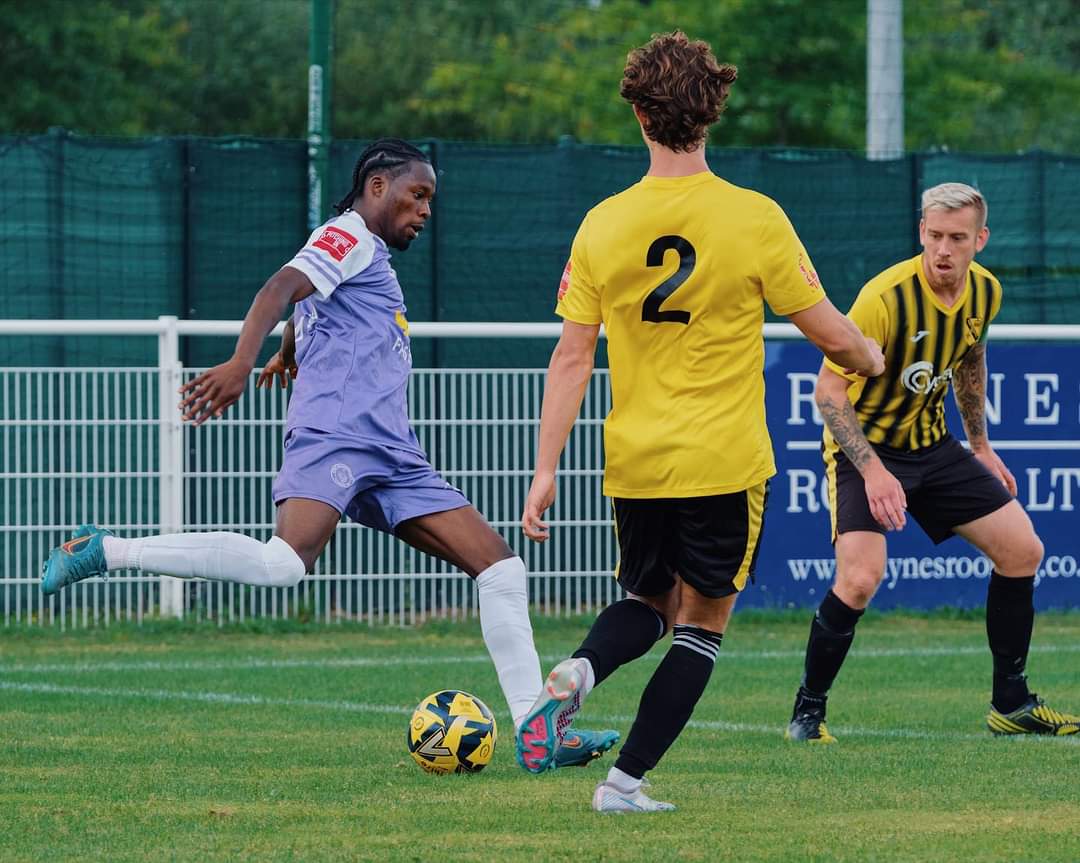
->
[333, 138, 431, 215]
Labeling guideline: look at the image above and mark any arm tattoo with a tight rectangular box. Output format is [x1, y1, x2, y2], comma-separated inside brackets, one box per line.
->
[953, 342, 988, 447]
[819, 392, 876, 472]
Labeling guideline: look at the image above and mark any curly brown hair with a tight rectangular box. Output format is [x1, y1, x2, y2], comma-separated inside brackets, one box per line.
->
[619, 31, 738, 153]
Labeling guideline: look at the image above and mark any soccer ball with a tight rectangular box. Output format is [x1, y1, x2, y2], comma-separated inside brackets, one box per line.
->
[407, 689, 498, 775]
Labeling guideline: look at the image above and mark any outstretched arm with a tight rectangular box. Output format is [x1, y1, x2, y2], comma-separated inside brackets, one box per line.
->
[816, 365, 907, 531]
[787, 298, 885, 378]
[521, 321, 601, 542]
[953, 342, 1016, 495]
[180, 268, 314, 424]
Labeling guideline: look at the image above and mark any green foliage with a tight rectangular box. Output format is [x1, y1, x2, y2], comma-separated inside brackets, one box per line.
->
[0, 0, 190, 135]
[906, 0, 1080, 152]
[2, 0, 1079, 152]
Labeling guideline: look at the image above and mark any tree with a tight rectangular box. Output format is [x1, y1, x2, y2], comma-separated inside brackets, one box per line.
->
[0, 0, 190, 135]
[905, 0, 1080, 152]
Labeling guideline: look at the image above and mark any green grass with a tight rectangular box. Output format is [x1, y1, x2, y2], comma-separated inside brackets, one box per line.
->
[2, 613, 1079, 862]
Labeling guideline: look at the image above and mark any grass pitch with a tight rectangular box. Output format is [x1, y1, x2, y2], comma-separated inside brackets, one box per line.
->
[2, 612, 1079, 863]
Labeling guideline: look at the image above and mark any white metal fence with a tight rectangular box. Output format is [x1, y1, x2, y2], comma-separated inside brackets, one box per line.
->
[3, 318, 1078, 628]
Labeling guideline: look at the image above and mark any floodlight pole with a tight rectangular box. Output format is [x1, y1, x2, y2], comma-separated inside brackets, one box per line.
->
[308, 0, 334, 228]
[867, 0, 904, 159]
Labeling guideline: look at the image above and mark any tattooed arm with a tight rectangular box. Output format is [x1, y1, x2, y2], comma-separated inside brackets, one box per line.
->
[953, 342, 1017, 494]
[816, 365, 907, 530]
[953, 342, 988, 448]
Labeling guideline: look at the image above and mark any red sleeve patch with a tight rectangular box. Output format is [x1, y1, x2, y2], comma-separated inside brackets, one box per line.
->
[798, 253, 820, 290]
[313, 227, 359, 262]
[557, 260, 572, 301]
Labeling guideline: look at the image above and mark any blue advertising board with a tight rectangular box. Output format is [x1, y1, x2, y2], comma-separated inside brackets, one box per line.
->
[755, 341, 1079, 610]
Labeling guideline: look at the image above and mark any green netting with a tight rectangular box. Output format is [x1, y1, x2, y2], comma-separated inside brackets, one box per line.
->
[2, 131, 1078, 369]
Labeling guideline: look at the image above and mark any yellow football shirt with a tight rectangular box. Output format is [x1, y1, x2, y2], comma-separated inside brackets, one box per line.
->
[556, 171, 826, 498]
[823, 254, 1002, 455]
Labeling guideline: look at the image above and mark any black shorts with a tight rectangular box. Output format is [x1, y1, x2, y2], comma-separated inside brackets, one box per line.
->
[612, 482, 769, 599]
[826, 435, 1013, 544]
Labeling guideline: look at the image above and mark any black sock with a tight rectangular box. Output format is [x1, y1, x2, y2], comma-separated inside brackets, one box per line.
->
[986, 572, 1035, 713]
[797, 589, 864, 711]
[572, 598, 666, 687]
[614, 624, 722, 779]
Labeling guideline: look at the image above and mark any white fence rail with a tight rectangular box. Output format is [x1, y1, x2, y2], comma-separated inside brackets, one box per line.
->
[2, 318, 1078, 628]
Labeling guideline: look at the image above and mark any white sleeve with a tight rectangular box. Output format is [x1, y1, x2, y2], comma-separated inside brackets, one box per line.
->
[283, 215, 377, 298]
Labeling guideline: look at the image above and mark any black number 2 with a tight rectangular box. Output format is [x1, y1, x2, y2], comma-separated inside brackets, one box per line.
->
[641, 235, 695, 325]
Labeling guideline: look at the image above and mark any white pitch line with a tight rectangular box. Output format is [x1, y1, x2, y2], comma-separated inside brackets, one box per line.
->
[2, 643, 1080, 676]
[0, 679, 1030, 743]
[0, 680, 409, 716]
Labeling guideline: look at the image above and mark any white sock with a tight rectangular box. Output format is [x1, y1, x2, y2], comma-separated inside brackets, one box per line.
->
[101, 533, 306, 588]
[475, 556, 543, 730]
[580, 657, 597, 696]
[606, 766, 642, 793]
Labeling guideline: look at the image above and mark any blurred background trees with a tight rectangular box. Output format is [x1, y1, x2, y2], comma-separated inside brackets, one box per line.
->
[3, 0, 1079, 151]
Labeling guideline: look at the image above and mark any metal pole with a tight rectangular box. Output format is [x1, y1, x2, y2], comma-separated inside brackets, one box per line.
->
[867, 0, 904, 159]
[308, 0, 334, 229]
[157, 315, 185, 618]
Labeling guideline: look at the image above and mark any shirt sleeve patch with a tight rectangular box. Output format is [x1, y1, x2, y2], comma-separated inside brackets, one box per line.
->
[798, 253, 820, 290]
[557, 260, 572, 301]
[313, 226, 360, 262]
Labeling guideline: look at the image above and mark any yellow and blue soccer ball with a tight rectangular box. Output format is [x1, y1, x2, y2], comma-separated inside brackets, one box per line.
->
[407, 689, 497, 775]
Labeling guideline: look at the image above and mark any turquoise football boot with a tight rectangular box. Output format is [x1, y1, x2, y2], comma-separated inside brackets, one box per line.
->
[41, 525, 113, 595]
[553, 728, 620, 769]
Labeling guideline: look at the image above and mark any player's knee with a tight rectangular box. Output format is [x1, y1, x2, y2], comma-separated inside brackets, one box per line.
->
[997, 534, 1044, 576]
[261, 536, 306, 588]
[835, 570, 880, 608]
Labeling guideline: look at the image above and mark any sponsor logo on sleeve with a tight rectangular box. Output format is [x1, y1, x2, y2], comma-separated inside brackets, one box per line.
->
[797, 253, 820, 290]
[557, 260, 572, 301]
[313, 226, 359, 262]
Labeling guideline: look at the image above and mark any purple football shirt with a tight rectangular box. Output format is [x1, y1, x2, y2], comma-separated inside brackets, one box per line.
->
[281, 211, 420, 452]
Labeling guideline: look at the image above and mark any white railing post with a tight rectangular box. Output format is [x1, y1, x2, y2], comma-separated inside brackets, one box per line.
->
[157, 315, 185, 618]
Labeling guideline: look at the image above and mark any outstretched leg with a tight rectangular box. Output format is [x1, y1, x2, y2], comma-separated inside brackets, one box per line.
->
[41, 497, 336, 595]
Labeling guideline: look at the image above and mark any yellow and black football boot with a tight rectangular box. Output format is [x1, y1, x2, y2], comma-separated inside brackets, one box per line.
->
[987, 694, 1080, 736]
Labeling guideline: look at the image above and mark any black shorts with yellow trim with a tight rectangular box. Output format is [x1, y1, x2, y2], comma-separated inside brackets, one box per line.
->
[824, 435, 1013, 545]
[611, 481, 769, 599]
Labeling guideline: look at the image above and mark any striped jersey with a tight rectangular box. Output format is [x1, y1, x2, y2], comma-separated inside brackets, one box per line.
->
[823, 254, 1002, 456]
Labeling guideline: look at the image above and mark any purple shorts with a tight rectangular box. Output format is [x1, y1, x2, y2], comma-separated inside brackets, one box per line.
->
[272, 426, 470, 534]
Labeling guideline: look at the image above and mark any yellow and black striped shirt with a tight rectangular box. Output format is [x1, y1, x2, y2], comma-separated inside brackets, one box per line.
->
[823, 254, 1002, 455]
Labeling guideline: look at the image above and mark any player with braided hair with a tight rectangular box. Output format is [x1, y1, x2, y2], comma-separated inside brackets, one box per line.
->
[41, 137, 618, 768]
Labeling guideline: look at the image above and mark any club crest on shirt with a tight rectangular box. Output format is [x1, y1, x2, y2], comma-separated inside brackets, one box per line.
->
[557, 260, 572, 301]
[965, 316, 983, 342]
[330, 463, 355, 488]
[797, 253, 820, 290]
[313, 227, 359, 262]
[394, 309, 410, 335]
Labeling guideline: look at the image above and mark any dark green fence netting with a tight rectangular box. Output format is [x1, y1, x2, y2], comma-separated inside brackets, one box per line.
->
[2, 131, 1078, 369]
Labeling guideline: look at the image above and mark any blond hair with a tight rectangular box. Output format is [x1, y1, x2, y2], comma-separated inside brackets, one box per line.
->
[921, 182, 988, 230]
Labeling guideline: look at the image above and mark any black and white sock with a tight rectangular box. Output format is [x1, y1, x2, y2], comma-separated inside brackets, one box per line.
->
[613, 624, 723, 782]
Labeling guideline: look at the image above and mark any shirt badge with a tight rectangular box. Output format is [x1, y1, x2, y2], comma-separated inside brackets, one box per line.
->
[557, 260, 572, 301]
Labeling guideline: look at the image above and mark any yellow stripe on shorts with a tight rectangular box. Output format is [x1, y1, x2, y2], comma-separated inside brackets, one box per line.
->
[823, 446, 839, 543]
[733, 481, 769, 592]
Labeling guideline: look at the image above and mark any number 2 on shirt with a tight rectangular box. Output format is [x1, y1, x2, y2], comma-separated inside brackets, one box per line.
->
[642, 235, 695, 325]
